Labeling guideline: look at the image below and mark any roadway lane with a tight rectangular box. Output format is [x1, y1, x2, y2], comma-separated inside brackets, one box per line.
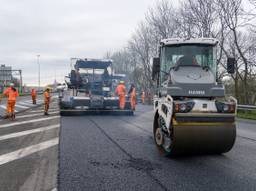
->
[0, 99, 59, 191]
[236, 118, 256, 141]
[59, 105, 256, 191]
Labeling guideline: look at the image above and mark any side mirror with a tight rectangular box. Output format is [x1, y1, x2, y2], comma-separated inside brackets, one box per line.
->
[227, 57, 235, 74]
[152, 57, 160, 80]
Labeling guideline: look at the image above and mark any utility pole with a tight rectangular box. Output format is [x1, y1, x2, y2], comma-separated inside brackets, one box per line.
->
[19, 70, 23, 93]
[37, 55, 40, 91]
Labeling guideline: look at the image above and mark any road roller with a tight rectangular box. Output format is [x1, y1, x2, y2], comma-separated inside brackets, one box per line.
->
[152, 38, 237, 155]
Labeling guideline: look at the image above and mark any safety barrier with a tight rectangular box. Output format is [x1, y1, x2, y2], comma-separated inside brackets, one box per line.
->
[237, 104, 256, 111]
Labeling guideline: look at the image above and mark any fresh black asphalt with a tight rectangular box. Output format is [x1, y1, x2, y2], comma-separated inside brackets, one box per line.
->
[59, 105, 256, 191]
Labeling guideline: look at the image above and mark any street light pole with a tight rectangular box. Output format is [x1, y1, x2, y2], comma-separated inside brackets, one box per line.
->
[37, 55, 40, 91]
[19, 70, 23, 93]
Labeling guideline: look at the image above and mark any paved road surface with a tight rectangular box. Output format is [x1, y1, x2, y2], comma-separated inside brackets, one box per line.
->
[0, 99, 59, 191]
[59, 105, 256, 191]
[0, 103, 255, 191]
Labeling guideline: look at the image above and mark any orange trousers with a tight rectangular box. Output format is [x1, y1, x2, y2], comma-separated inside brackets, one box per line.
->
[130, 95, 136, 110]
[141, 97, 145, 104]
[44, 101, 49, 113]
[6, 100, 16, 114]
[32, 96, 36, 104]
[119, 95, 125, 109]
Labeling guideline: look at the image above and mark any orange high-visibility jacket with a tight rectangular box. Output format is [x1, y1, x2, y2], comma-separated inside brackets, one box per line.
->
[31, 89, 37, 97]
[44, 91, 50, 102]
[4, 87, 19, 101]
[131, 88, 136, 98]
[141, 91, 145, 98]
[115, 84, 126, 96]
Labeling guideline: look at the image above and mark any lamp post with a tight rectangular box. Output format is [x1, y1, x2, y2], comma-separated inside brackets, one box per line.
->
[37, 54, 40, 91]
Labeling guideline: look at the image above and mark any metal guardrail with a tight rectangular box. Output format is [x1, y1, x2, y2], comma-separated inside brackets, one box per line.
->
[237, 105, 256, 111]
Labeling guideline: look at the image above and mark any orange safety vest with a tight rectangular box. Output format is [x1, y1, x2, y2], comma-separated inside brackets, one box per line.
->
[4, 87, 19, 101]
[131, 88, 136, 98]
[141, 92, 145, 98]
[115, 84, 126, 96]
[31, 89, 37, 97]
[44, 91, 50, 102]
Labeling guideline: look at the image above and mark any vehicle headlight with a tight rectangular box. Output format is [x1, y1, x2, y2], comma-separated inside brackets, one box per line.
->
[223, 104, 229, 112]
[102, 87, 110, 91]
[174, 101, 195, 113]
[180, 104, 187, 112]
[215, 102, 236, 113]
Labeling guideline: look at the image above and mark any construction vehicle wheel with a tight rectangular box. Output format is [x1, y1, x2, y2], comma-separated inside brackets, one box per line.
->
[153, 114, 172, 156]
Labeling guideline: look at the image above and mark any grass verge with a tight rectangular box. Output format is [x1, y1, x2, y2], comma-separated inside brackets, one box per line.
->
[237, 110, 256, 120]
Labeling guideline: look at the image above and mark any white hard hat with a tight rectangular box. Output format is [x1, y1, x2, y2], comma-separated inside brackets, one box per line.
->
[9, 83, 14, 87]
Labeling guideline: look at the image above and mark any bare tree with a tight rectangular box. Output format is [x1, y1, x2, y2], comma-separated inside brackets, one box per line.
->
[107, 0, 256, 104]
[216, 0, 256, 103]
[178, 0, 219, 38]
[146, 0, 178, 39]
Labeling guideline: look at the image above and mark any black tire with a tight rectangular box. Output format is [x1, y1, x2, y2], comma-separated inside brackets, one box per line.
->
[124, 101, 131, 110]
[153, 112, 172, 156]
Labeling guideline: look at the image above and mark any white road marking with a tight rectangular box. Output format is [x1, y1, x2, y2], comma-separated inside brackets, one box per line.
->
[23, 100, 43, 104]
[0, 105, 7, 109]
[51, 188, 58, 191]
[0, 105, 17, 112]
[0, 138, 59, 166]
[0, 124, 59, 141]
[15, 104, 29, 109]
[29, 109, 59, 113]
[0, 116, 60, 129]
[22, 100, 33, 104]
[17, 102, 33, 107]
[23, 100, 43, 103]
[16, 111, 59, 119]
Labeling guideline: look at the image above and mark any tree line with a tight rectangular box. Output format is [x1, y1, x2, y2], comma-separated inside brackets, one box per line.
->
[107, 0, 256, 104]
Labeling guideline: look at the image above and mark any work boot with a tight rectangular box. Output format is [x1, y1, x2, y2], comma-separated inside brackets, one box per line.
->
[44, 112, 49, 115]
[11, 113, 15, 121]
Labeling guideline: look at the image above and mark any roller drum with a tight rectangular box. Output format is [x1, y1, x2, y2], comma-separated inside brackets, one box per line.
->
[170, 123, 236, 155]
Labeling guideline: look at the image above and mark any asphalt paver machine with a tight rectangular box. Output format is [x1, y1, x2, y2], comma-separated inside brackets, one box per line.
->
[152, 38, 237, 155]
[60, 58, 133, 116]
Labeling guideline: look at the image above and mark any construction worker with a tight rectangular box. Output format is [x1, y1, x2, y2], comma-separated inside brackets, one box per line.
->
[2, 83, 19, 120]
[115, 81, 126, 109]
[141, 90, 145, 104]
[44, 87, 51, 115]
[128, 84, 136, 111]
[31, 88, 37, 104]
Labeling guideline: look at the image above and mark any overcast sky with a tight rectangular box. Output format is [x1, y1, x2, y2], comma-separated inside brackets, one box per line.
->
[0, 0, 157, 86]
